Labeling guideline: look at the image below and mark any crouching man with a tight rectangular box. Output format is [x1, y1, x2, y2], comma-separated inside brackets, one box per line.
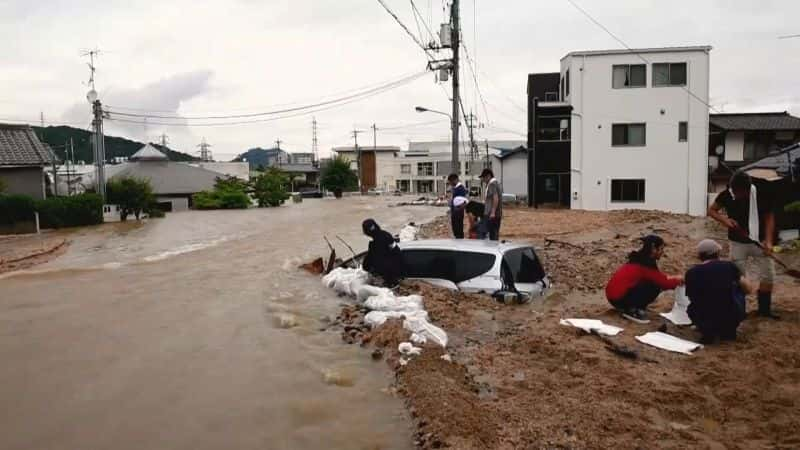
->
[362, 219, 403, 288]
[685, 239, 757, 344]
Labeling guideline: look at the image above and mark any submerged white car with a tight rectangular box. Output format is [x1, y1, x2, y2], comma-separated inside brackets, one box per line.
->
[397, 239, 550, 299]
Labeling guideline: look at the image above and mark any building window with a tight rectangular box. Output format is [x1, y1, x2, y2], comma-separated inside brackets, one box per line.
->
[565, 70, 570, 96]
[678, 122, 688, 142]
[653, 62, 687, 87]
[612, 123, 646, 146]
[612, 64, 646, 88]
[538, 117, 570, 141]
[611, 179, 646, 203]
[417, 162, 433, 176]
[544, 92, 558, 102]
[400, 164, 411, 174]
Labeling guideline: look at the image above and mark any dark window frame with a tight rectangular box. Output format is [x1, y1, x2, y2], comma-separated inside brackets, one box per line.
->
[678, 122, 688, 142]
[417, 162, 433, 176]
[652, 62, 687, 87]
[611, 123, 647, 147]
[565, 70, 570, 96]
[612, 64, 647, 89]
[610, 179, 646, 203]
[538, 116, 571, 142]
[544, 92, 559, 102]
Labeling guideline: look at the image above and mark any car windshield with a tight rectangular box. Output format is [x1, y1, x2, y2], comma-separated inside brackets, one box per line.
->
[401, 249, 496, 283]
[503, 247, 546, 283]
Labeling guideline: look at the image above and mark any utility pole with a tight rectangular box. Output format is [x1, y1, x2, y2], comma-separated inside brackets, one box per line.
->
[352, 129, 364, 192]
[40, 112, 45, 128]
[466, 110, 478, 163]
[312, 117, 319, 167]
[159, 133, 169, 148]
[67, 138, 74, 196]
[84, 49, 106, 202]
[450, 0, 461, 174]
[275, 139, 283, 166]
[372, 123, 378, 150]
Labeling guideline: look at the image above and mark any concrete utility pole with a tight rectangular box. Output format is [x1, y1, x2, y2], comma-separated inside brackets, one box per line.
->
[450, 0, 461, 174]
[466, 110, 478, 163]
[312, 117, 319, 166]
[90, 97, 106, 201]
[352, 129, 364, 192]
[159, 133, 169, 148]
[67, 138, 73, 196]
[275, 139, 283, 166]
[372, 123, 378, 150]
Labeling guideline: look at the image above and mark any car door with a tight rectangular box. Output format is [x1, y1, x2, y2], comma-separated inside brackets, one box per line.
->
[501, 247, 548, 296]
[453, 251, 500, 293]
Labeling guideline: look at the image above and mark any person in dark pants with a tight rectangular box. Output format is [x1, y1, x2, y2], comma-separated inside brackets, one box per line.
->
[708, 171, 779, 319]
[362, 219, 403, 287]
[605, 235, 684, 323]
[447, 173, 468, 239]
[685, 239, 757, 344]
[479, 168, 502, 241]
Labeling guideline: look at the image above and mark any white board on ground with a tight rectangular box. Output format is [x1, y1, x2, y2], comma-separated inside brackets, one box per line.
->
[559, 318, 623, 336]
[635, 332, 702, 355]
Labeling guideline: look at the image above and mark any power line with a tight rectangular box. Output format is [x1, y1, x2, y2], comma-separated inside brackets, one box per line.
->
[563, 0, 718, 113]
[778, 34, 800, 39]
[460, 41, 490, 124]
[375, 0, 435, 58]
[107, 71, 428, 120]
[410, 0, 436, 44]
[106, 73, 428, 128]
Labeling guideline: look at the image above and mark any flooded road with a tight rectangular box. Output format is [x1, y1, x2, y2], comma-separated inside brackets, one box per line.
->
[0, 197, 443, 450]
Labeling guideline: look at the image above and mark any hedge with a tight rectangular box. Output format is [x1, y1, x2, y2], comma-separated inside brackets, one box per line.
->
[36, 193, 103, 228]
[0, 194, 36, 225]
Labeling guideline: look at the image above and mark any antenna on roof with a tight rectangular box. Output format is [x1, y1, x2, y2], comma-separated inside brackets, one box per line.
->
[81, 48, 101, 90]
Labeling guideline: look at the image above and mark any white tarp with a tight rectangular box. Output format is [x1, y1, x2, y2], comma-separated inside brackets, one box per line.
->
[659, 286, 692, 326]
[635, 332, 703, 355]
[398, 224, 419, 242]
[559, 318, 624, 336]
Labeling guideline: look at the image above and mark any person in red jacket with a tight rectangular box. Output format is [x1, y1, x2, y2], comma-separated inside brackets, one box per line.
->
[605, 235, 684, 323]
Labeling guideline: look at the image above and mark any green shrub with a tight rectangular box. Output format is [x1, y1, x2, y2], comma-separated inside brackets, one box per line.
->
[107, 176, 155, 220]
[36, 193, 103, 228]
[0, 194, 36, 225]
[193, 190, 222, 210]
[786, 201, 800, 214]
[320, 156, 358, 195]
[192, 176, 251, 210]
[252, 168, 290, 207]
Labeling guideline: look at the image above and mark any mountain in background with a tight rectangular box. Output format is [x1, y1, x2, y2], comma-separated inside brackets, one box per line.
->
[33, 126, 199, 164]
[232, 147, 286, 169]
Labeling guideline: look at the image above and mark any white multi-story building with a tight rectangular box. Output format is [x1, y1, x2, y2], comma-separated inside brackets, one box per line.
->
[557, 46, 711, 215]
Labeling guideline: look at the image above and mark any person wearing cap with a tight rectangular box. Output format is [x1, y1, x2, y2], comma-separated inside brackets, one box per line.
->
[708, 171, 779, 319]
[479, 168, 503, 241]
[447, 173, 469, 239]
[361, 219, 403, 287]
[605, 235, 684, 323]
[685, 239, 757, 343]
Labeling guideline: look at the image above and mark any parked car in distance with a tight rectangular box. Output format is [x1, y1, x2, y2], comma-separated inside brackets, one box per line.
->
[367, 188, 386, 196]
[397, 239, 550, 299]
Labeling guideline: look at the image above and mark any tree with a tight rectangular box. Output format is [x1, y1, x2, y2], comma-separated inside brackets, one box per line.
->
[193, 176, 251, 210]
[252, 167, 290, 207]
[320, 156, 358, 198]
[106, 176, 155, 220]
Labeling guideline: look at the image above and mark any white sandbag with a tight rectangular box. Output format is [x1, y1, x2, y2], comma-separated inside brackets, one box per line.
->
[399, 224, 419, 242]
[659, 286, 692, 326]
[410, 333, 427, 345]
[365, 294, 424, 313]
[635, 331, 702, 355]
[404, 315, 448, 348]
[356, 285, 392, 303]
[398, 342, 422, 356]
[364, 310, 429, 328]
[559, 318, 623, 336]
[322, 267, 370, 297]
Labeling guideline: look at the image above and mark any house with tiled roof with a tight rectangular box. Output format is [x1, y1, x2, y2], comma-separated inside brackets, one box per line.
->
[708, 112, 800, 193]
[0, 123, 56, 200]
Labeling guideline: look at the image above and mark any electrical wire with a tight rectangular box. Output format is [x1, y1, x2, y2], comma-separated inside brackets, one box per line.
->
[375, 0, 435, 58]
[107, 71, 428, 120]
[563, 0, 719, 113]
[106, 73, 428, 128]
[460, 41, 490, 124]
[410, 0, 436, 44]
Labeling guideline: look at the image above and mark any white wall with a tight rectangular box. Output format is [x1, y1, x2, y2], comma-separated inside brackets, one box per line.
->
[565, 48, 710, 216]
[724, 131, 744, 162]
[335, 150, 397, 190]
[492, 153, 527, 197]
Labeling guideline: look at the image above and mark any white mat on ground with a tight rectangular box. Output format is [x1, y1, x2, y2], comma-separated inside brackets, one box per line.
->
[635, 332, 702, 355]
[659, 286, 692, 326]
[559, 318, 623, 336]
[398, 224, 419, 242]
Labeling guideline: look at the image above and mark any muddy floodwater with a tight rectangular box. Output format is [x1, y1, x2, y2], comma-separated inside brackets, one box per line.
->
[0, 197, 443, 450]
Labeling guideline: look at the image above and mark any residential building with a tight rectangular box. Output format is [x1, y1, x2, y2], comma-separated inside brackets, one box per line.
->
[740, 143, 800, 233]
[332, 145, 400, 192]
[708, 112, 800, 193]
[490, 147, 528, 198]
[106, 144, 224, 211]
[529, 46, 711, 215]
[0, 123, 55, 200]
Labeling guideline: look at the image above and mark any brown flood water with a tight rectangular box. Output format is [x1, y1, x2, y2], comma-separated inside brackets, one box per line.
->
[0, 197, 443, 450]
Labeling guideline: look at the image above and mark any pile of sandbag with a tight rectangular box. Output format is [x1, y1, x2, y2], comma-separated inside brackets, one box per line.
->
[322, 268, 448, 347]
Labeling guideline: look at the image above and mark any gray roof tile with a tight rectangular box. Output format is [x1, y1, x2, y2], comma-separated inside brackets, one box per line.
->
[710, 112, 800, 131]
[0, 123, 53, 166]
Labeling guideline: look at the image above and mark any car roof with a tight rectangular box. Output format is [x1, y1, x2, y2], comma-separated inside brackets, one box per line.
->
[398, 239, 533, 253]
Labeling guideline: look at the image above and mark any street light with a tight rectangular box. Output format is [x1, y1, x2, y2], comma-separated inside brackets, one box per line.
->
[415, 106, 451, 119]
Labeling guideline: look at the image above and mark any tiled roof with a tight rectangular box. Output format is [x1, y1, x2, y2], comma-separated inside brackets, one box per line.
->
[0, 123, 54, 166]
[106, 161, 222, 195]
[710, 112, 800, 131]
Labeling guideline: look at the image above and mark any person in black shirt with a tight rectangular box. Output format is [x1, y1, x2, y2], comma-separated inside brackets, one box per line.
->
[708, 171, 779, 319]
[685, 239, 756, 343]
[361, 219, 403, 287]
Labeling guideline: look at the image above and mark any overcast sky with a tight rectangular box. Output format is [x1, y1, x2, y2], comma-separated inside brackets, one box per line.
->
[1, 0, 798, 160]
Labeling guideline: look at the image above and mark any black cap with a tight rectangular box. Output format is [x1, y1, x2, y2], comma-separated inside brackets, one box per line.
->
[640, 234, 665, 247]
[479, 168, 494, 178]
